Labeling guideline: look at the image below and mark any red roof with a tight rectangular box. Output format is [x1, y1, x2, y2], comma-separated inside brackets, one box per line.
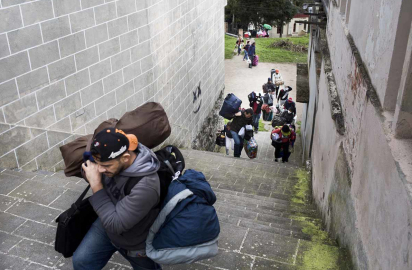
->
[293, 14, 309, 18]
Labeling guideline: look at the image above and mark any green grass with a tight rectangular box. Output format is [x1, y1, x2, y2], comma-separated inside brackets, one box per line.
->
[225, 35, 237, 60]
[224, 34, 309, 63]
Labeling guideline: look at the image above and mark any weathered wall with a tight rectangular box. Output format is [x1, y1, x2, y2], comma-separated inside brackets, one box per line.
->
[308, 2, 412, 269]
[0, 0, 226, 171]
[347, 0, 402, 107]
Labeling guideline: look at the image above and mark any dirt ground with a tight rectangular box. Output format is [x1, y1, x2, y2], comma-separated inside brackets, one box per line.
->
[224, 53, 303, 124]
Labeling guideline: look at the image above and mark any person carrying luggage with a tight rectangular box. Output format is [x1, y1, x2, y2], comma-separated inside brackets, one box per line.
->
[252, 94, 263, 133]
[262, 78, 276, 94]
[248, 42, 256, 68]
[283, 97, 296, 116]
[76, 128, 162, 270]
[280, 107, 295, 125]
[271, 125, 296, 163]
[229, 108, 253, 157]
[243, 41, 250, 61]
[277, 86, 293, 107]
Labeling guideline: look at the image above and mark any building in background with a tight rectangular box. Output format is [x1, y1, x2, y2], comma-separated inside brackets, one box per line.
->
[297, 0, 412, 269]
[0, 0, 227, 171]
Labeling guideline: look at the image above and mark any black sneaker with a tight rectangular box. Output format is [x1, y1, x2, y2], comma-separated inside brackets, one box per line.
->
[274, 158, 278, 162]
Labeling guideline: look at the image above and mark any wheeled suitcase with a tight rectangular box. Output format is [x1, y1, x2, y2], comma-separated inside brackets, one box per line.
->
[219, 93, 242, 120]
[244, 137, 258, 159]
[252, 55, 259, 66]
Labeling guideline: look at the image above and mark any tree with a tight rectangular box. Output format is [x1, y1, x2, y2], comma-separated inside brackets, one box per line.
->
[225, 0, 298, 37]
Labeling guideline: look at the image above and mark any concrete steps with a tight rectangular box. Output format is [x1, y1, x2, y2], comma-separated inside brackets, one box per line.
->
[0, 143, 348, 270]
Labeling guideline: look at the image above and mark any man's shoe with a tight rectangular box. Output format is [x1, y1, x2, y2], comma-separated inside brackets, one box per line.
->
[282, 160, 285, 163]
[226, 149, 229, 155]
[275, 158, 278, 162]
[255, 130, 259, 134]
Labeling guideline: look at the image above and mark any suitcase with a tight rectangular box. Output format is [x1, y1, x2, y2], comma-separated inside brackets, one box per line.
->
[219, 93, 242, 120]
[243, 137, 258, 159]
[252, 55, 259, 66]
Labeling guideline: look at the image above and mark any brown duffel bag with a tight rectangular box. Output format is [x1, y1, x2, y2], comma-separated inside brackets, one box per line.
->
[60, 102, 171, 178]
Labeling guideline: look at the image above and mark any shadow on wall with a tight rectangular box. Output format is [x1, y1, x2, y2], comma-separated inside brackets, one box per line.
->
[192, 87, 225, 151]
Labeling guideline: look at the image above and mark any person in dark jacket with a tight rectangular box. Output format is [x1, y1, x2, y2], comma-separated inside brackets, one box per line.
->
[262, 78, 276, 94]
[230, 108, 253, 157]
[280, 107, 295, 124]
[243, 41, 250, 61]
[270, 125, 296, 163]
[248, 42, 256, 68]
[76, 128, 162, 270]
[283, 97, 296, 116]
[277, 86, 293, 106]
[252, 94, 263, 133]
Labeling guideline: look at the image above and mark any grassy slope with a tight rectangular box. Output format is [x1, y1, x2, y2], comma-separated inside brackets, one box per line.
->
[225, 35, 309, 63]
[225, 35, 237, 60]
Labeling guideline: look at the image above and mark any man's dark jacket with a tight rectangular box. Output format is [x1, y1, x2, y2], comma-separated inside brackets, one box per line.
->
[230, 111, 253, 133]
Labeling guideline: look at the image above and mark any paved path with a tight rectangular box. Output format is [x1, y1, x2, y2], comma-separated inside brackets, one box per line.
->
[223, 56, 302, 162]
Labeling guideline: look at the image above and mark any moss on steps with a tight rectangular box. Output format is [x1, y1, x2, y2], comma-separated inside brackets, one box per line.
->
[290, 169, 353, 270]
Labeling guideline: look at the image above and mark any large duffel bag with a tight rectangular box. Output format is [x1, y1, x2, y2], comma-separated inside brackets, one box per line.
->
[60, 102, 171, 178]
[219, 93, 242, 120]
[272, 115, 285, 127]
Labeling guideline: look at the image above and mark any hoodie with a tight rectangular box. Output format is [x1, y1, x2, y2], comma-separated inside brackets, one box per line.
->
[89, 143, 161, 251]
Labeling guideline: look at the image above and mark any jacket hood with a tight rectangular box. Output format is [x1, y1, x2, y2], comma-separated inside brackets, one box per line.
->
[120, 143, 160, 177]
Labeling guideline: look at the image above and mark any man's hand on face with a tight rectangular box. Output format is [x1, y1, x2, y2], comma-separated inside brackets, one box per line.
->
[235, 112, 242, 117]
[82, 160, 103, 193]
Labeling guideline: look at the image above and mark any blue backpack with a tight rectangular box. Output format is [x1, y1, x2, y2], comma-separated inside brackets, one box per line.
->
[146, 169, 220, 265]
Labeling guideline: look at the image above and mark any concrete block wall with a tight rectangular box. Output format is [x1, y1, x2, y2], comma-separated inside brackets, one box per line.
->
[0, 0, 226, 171]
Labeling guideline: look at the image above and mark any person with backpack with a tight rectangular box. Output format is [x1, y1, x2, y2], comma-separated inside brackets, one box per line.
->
[270, 125, 296, 163]
[76, 128, 162, 270]
[243, 41, 250, 61]
[230, 108, 253, 157]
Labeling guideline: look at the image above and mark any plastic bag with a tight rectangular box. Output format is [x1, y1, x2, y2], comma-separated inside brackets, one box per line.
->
[238, 127, 245, 137]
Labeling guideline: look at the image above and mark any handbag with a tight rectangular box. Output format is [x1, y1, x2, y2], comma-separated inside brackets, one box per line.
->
[55, 185, 98, 258]
[215, 131, 226, 147]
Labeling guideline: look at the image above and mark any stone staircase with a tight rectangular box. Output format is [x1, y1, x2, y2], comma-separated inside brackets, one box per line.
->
[0, 135, 352, 270]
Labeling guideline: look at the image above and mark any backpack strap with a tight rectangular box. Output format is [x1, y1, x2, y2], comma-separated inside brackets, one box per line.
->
[124, 176, 144, 196]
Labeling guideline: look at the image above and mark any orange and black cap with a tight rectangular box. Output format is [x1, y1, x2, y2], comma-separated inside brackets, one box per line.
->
[91, 128, 138, 162]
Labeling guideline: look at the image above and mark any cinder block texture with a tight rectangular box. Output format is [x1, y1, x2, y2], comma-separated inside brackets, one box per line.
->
[0, 0, 226, 171]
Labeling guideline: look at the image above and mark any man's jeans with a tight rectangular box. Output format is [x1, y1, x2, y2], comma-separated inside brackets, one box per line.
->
[230, 130, 243, 157]
[252, 113, 261, 131]
[73, 219, 162, 270]
[243, 50, 249, 61]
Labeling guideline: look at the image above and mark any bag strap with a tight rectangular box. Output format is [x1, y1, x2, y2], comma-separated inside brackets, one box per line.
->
[75, 185, 91, 206]
[124, 176, 144, 196]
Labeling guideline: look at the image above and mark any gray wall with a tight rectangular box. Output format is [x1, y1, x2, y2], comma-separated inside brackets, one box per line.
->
[0, 0, 226, 171]
[301, 0, 412, 269]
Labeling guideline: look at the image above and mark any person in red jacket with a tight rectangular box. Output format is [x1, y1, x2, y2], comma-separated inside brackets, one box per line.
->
[270, 125, 296, 163]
